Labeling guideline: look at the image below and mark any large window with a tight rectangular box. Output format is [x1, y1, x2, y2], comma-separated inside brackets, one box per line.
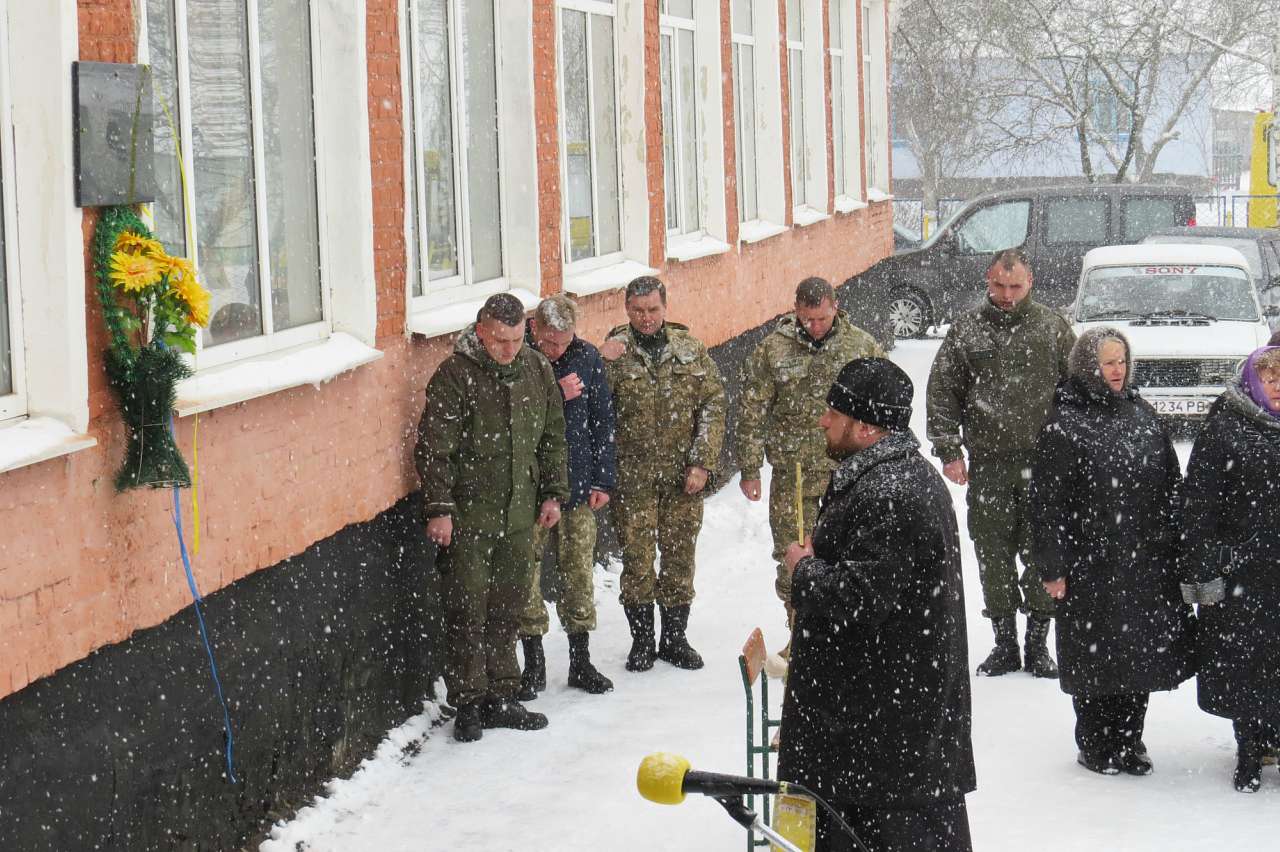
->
[829, 0, 860, 201]
[731, 0, 758, 223]
[0, 25, 20, 420]
[406, 0, 504, 301]
[144, 0, 325, 364]
[659, 1, 699, 236]
[861, 0, 888, 193]
[786, 0, 806, 206]
[559, 1, 622, 266]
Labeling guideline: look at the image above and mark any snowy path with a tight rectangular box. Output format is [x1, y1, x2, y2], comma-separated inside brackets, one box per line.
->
[263, 340, 1276, 852]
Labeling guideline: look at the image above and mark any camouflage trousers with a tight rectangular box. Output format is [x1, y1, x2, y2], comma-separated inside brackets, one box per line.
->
[518, 503, 599, 637]
[967, 456, 1055, 619]
[437, 525, 536, 708]
[767, 464, 827, 604]
[613, 473, 704, 608]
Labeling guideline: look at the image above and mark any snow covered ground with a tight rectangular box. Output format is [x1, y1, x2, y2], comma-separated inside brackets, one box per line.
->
[263, 339, 1277, 852]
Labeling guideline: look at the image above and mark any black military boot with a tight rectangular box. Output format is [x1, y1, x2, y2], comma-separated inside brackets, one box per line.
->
[976, 616, 1021, 677]
[517, 635, 546, 701]
[453, 703, 483, 743]
[567, 632, 614, 694]
[657, 605, 704, 670]
[624, 604, 657, 672]
[1235, 739, 1263, 793]
[1023, 615, 1059, 679]
[1076, 749, 1120, 775]
[480, 697, 549, 731]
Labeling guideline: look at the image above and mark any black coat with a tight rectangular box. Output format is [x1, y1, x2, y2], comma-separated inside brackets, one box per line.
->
[1180, 384, 1280, 719]
[778, 431, 975, 810]
[527, 325, 617, 510]
[1028, 378, 1195, 696]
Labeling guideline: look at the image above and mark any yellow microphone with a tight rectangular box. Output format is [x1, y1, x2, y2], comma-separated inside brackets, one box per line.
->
[637, 753, 782, 805]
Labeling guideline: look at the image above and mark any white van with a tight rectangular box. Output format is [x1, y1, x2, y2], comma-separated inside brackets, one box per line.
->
[1072, 244, 1274, 419]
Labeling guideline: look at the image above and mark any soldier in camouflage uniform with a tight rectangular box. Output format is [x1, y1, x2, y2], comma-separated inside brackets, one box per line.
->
[601, 276, 726, 673]
[416, 294, 570, 743]
[736, 278, 883, 632]
[926, 248, 1075, 680]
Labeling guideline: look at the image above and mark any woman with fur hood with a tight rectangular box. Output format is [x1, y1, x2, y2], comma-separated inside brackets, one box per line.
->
[1029, 327, 1195, 777]
[1180, 344, 1280, 792]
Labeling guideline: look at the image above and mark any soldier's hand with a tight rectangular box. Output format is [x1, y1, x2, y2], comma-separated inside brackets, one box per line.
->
[784, 537, 814, 575]
[537, 499, 562, 529]
[587, 489, 610, 510]
[558, 372, 586, 401]
[426, 516, 453, 549]
[1043, 578, 1067, 600]
[740, 478, 763, 501]
[684, 466, 710, 495]
[600, 338, 626, 361]
[942, 458, 969, 486]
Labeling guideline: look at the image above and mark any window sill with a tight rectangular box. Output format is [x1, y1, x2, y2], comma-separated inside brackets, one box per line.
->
[738, 219, 789, 245]
[666, 233, 732, 263]
[563, 259, 659, 298]
[407, 288, 542, 339]
[792, 206, 831, 228]
[834, 195, 869, 215]
[0, 417, 97, 475]
[866, 188, 893, 203]
[174, 332, 384, 417]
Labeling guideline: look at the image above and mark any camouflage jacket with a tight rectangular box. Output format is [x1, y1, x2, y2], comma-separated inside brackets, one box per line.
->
[926, 297, 1075, 463]
[736, 312, 883, 481]
[604, 322, 726, 485]
[415, 325, 570, 536]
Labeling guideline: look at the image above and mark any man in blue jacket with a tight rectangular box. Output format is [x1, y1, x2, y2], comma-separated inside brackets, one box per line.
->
[517, 294, 617, 698]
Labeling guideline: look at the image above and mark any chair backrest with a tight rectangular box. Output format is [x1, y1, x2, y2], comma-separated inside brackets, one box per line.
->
[741, 627, 767, 687]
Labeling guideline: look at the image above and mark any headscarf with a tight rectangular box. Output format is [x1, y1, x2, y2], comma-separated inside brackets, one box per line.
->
[1242, 345, 1280, 419]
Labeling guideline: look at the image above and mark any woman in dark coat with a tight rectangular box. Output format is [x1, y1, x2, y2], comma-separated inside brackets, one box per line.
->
[1180, 344, 1280, 792]
[1029, 327, 1195, 776]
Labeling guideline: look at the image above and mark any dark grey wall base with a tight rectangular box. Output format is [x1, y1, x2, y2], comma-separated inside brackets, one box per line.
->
[0, 493, 441, 851]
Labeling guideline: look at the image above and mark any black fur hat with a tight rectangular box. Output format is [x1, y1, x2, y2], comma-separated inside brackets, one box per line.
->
[827, 357, 914, 430]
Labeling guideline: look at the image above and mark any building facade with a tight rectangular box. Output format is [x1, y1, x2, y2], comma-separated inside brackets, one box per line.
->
[0, 1, 892, 846]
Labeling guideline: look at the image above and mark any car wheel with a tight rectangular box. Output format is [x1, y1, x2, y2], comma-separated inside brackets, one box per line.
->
[889, 291, 930, 338]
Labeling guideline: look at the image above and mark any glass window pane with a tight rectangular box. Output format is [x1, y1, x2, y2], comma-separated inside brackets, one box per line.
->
[789, 50, 804, 204]
[0, 217, 9, 397]
[830, 0, 842, 49]
[187, 0, 263, 347]
[561, 10, 594, 261]
[668, 0, 694, 18]
[832, 55, 845, 194]
[677, 30, 698, 233]
[407, 141, 422, 296]
[787, 0, 801, 41]
[661, 33, 677, 227]
[260, 0, 322, 332]
[955, 201, 1031, 254]
[145, 0, 186, 259]
[736, 44, 757, 222]
[462, 0, 502, 283]
[732, 0, 753, 37]
[1045, 198, 1107, 245]
[590, 14, 621, 256]
[1123, 198, 1178, 241]
[417, 0, 459, 280]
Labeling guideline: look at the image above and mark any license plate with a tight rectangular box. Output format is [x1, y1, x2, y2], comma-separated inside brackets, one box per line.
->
[1151, 397, 1212, 416]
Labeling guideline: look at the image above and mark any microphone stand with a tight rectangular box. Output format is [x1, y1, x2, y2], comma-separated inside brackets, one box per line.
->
[714, 797, 803, 852]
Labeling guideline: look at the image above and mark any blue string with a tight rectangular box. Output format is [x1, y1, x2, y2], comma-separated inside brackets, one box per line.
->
[168, 415, 238, 784]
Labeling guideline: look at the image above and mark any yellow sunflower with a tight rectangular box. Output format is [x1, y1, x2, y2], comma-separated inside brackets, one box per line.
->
[183, 284, 212, 327]
[157, 253, 198, 287]
[115, 231, 165, 257]
[108, 251, 163, 293]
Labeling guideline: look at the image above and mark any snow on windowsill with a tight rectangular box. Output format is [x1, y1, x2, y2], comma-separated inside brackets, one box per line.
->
[792, 206, 831, 228]
[666, 233, 731, 263]
[866, 188, 893, 203]
[407, 288, 541, 339]
[563, 260, 659, 298]
[738, 220, 789, 244]
[174, 332, 383, 417]
[0, 417, 97, 475]
[834, 195, 869, 214]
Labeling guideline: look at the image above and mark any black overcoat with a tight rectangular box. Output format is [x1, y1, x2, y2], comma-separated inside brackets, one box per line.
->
[777, 431, 975, 810]
[1028, 378, 1195, 696]
[1180, 384, 1280, 719]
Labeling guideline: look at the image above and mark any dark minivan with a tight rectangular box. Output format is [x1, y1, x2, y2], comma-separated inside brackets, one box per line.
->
[860, 185, 1196, 337]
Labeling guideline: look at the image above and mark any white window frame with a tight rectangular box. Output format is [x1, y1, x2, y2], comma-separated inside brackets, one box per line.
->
[862, 0, 889, 195]
[659, 3, 700, 238]
[787, 0, 827, 220]
[0, 5, 25, 423]
[829, 0, 864, 208]
[733, 0, 787, 239]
